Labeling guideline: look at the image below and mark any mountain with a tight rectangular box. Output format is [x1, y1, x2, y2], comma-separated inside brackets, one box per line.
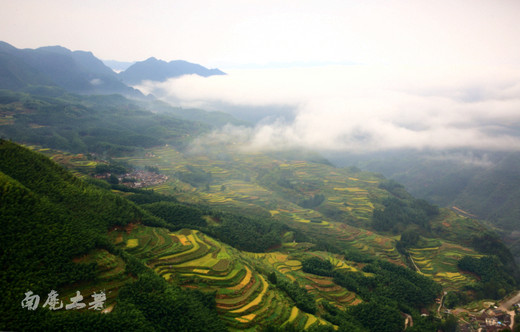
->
[141, 99, 250, 128]
[0, 41, 142, 97]
[119, 57, 225, 85]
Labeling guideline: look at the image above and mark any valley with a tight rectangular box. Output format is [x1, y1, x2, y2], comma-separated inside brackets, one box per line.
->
[0, 51, 518, 330]
[25, 140, 514, 331]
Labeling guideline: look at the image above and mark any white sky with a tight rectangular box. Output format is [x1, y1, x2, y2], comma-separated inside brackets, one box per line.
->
[1, 0, 520, 68]
[2, 0, 520, 153]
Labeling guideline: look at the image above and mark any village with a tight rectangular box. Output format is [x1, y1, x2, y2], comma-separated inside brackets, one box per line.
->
[448, 293, 520, 332]
[94, 169, 169, 188]
[116, 170, 169, 188]
[458, 307, 512, 331]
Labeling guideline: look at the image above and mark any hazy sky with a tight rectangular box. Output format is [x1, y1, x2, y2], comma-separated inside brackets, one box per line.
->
[2, 0, 520, 153]
[2, 0, 520, 68]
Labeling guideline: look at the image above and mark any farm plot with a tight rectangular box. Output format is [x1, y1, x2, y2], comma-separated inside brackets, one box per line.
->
[408, 241, 481, 289]
[114, 225, 329, 330]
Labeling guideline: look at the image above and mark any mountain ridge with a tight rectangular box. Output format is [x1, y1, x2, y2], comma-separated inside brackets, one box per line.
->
[119, 56, 225, 85]
[0, 41, 227, 98]
[0, 41, 142, 97]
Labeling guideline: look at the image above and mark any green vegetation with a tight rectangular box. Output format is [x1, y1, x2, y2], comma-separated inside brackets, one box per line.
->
[116, 270, 226, 331]
[275, 277, 317, 314]
[302, 257, 334, 277]
[0, 140, 224, 330]
[2, 90, 519, 331]
[372, 194, 440, 233]
[0, 90, 207, 156]
[141, 201, 207, 228]
[94, 163, 128, 175]
[458, 256, 516, 299]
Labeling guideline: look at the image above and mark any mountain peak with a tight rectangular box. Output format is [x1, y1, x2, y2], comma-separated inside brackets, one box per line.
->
[144, 56, 160, 62]
[36, 45, 72, 55]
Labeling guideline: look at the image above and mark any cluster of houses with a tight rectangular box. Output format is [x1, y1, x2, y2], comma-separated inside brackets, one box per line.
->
[459, 308, 512, 331]
[95, 169, 168, 188]
[117, 170, 169, 188]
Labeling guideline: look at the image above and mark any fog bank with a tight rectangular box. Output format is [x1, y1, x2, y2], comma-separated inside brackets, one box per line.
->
[137, 64, 520, 153]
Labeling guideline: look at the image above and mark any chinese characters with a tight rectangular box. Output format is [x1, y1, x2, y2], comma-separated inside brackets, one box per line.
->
[21, 290, 106, 311]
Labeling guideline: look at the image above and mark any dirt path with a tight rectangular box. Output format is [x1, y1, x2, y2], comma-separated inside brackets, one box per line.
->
[499, 290, 520, 311]
[404, 313, 413, 329]
[409, 254, 420, 273]
[437, 291, 446, 317]
[498, 290, 520, 330]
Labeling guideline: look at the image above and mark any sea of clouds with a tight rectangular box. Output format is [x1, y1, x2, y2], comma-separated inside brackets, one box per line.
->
[137, 64, 520, 154]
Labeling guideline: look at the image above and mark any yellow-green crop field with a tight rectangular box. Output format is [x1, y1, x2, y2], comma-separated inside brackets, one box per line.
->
[111, 225, 336, 330]
[408, 240, 481, 289]
[41, 144, 495, 329]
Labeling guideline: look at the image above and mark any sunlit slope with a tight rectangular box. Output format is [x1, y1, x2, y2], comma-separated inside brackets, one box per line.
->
[111, 146, 486, 283]
[37, 143, 486, 292]
[114, 146, 386, 233]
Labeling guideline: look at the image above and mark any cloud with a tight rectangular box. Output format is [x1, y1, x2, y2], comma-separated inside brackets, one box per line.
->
[138, 64, 520, 153]
[424, 152, 495, 168]
[90, 78, 102, 86]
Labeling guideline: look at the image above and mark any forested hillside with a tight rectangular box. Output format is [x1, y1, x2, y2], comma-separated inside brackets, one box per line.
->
[329, 150, 520, 261]
[0, 140, 227, 331]
[0, 89, 208, 155]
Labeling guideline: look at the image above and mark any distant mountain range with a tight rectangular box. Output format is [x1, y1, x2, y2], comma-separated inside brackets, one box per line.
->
[0, 41, 225, 96]
[0, 41, 141, 97]
[118, 57, 225, 85]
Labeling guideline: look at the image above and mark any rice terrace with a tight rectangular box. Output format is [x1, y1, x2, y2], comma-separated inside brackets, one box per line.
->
[25, 141, 509, 331]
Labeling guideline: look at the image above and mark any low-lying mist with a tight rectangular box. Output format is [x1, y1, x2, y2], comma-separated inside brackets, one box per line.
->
[137, 64, 520, 154]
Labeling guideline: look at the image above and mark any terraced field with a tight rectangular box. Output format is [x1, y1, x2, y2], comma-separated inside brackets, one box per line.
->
[111, 225, 336, 330]
[246, 250, 362, 309]
[113, 146, 385, 226]
[59, 248, 133, 311]
[110, 146, 489, 289]
[38, 144, 496, 326]
[408, 241, 482, 290]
